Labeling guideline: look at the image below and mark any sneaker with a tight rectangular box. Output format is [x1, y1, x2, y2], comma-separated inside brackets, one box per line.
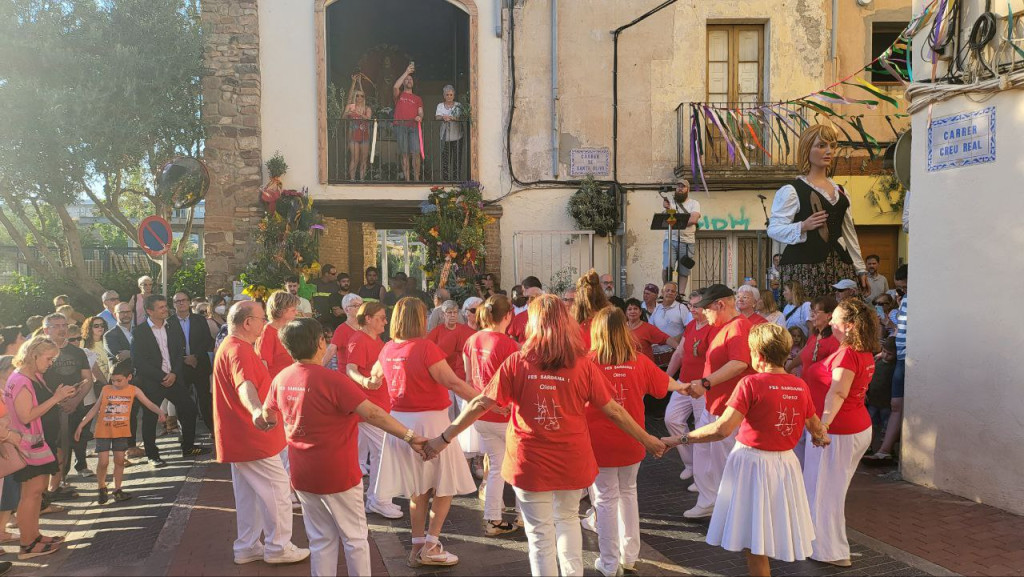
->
[622, 561, 638, 574]
[687, 483, 698, 493]
[580, 509, 597, 533]
[97, 487, 109, 505]
[148, 457, 168, 468]
[233, 546, 264, 565]
[595, 558, 624, 577]
[112, 489, 132, 502]
[182, 447, 211, 458]
[683, 504, 714, 519]
[77, 468, 96, 478]
[821, 558, 853, 567]
[264, 545, 310, 564]
[366, 498, 403, 519]
[678, 467, 693, 481]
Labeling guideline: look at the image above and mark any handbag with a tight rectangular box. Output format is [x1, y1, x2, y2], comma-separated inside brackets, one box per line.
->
[0, 440, 27, 477]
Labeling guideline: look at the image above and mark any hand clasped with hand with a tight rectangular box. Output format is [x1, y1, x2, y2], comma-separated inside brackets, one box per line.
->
[421, 436, 451, 461]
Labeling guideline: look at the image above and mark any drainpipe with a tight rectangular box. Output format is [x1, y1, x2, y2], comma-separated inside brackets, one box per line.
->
[494, 0, 502, 37]
[551, 0, 559, 178]
[830, 0, 839, 68]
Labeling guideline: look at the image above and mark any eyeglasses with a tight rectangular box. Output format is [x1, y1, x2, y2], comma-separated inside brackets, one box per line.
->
[467, 308, 478, 314]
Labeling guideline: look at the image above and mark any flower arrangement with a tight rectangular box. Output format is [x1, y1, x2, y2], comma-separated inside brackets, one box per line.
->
[241, 155, 323, 301]
[412, 181, 493, 300]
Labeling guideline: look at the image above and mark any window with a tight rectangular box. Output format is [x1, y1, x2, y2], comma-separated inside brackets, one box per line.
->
[706, 25, 765, 103]
[870, 22, 908, 83]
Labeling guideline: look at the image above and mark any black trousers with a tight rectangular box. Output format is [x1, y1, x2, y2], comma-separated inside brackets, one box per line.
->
[141, 381, 197, 459]
[184, 368, 215, 437]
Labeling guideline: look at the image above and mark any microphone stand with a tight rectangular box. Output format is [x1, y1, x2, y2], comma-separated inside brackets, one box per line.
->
[758, 194, 772, 289]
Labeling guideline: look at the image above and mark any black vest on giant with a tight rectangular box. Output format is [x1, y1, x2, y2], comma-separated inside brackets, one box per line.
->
[779, 179, 853, 266]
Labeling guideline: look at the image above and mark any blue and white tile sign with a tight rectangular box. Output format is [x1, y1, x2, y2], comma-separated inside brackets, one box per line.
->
[570, 148, 610, 177]
[927, 106, 996, 172]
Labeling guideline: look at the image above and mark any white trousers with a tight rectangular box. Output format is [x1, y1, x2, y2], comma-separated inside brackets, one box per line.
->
[514, 487, 585, 577]
[665, 393, 705, 469]
[357, 422, 385, 504]
[475, 420, 511, 521]
[297, 485, 371, 577]
[230, 452, 295, 558]
[357, 426, 371, 475]
[692, 410, 737, 509]
[591, 463, 642, 575]
[803, 428, 871, 563]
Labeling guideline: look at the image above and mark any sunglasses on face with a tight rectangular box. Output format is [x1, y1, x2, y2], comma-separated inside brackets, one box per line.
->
[467, 308, 478, 314]
[92, 323, 105, 328]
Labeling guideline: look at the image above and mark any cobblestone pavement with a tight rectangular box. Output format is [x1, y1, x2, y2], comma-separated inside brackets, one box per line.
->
[6, 424, 1022, 576]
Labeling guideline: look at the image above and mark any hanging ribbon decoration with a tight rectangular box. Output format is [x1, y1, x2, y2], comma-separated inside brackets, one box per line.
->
[370, 119, 379, 163]
[418, 120, 425, 161]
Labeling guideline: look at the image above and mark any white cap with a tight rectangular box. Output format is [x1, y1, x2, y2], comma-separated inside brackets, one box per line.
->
[832, 279, 858, 290]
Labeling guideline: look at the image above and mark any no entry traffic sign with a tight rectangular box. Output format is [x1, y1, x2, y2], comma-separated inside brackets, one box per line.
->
[138, 215, 173, 257]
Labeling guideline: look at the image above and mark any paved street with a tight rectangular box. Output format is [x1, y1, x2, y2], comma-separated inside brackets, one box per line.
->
[5, 423, 1020, 577]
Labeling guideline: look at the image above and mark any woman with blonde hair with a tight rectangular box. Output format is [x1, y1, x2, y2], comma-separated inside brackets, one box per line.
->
[803, 298, 879, 568]
[258, 291, 301, 380]
[370, 297, 479, 567]
[571, 269, 612, 351]
[4, 337, 77, 559]
[344, 89, 373, 180]
[587, 307, 688, 576]
[767, 124, 868, 299]
[425, 295, 666, 577]
[781, 280, 813, 337]
[460, 295, 520, 536]
[756, 289, 785, 327]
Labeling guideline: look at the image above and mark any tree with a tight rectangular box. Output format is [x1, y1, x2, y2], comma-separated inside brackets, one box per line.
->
[0, 0, 204, 301]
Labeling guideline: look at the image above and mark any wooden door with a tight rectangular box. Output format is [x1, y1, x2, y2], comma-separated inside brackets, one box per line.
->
[854, 225, 900, 282]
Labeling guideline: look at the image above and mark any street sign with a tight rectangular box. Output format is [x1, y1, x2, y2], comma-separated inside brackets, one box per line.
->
[138, 215, 173, 257]
[569, 147, 610, 177]
[927, 106, 996, 172]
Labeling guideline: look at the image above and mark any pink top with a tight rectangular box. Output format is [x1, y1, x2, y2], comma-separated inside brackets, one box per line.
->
[3, 370, 57, 466]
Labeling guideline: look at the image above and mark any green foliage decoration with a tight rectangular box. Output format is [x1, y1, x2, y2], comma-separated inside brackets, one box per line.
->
[567, 176, 619, 236]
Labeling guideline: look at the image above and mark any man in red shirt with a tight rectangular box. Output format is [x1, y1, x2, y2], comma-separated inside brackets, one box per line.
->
[392, 62, 424, 182]
[681, 284, 754, 519]
[213, 301, 309, 566]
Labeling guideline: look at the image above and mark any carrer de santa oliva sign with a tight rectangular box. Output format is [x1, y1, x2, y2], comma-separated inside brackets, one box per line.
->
[927, 106, 996, 172]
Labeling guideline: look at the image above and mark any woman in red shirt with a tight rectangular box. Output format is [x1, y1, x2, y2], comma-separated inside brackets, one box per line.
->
[664, 324, 830, 577]
[344, 301, 400, 520]
[460, 295, 519, 536]
[258, 291, 299, 380]
[664, 290, 715, 486]
[263, 318, 427, 577]
[787, 295, 838, 467]
[370, 297, 479, 567]
[426, 300, 480, 469]
[803, 298, 878, 568]
[570, 270, 611, 352]
[623, 298, 674, 361]
[426, 294, 666, 577]
[588, 307, 687, 576]
[325, 293, 364, 370]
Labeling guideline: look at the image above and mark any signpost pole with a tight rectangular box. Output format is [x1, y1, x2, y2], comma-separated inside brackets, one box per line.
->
[161, 253, 169, 298]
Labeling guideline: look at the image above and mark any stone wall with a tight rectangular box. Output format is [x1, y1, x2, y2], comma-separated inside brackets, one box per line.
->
[483, 205, 503, 288]
[318, 217, 350, 274]
[201, 0, 264, 295]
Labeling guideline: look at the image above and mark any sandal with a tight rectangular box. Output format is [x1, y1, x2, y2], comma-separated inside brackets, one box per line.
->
[0, 531, 19, 544]
[98, 487, 109, 505]
[418, 540, 459, 566]
[40, 504, 67, 515]
[39, 535, 64, 544]
[18, 535, 60, 560]
[484, 519, 517, 537]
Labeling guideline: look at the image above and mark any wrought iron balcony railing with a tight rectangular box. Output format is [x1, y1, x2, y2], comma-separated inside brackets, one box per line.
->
[328, 118, 471, 185]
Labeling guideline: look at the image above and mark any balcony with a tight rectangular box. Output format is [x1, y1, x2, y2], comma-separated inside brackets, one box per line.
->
[328, 118, 471, 185]
[675, 102, 808, 190]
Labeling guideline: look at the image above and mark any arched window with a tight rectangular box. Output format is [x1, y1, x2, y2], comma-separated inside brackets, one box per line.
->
[324, 0, 471, 184]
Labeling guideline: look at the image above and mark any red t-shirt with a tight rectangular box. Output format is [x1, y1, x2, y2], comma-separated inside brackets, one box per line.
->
[800, 332, 840, 378]
[346, 331, 389, 412]
[257, 324, 293, 380]
[703, 315, 755, 416]
[678, 322, 717, 382]
[746, 313, 768, 325]
[484, 353, 612, 492]
[331, 323, 358, 369]
[394, 91, 423, 124]
[506, 310, 529, 343]
[629, 322, 670, 362]
[426, 323, 476, 380]
[462, 331, 519, 423]
[213, 335, 287, 463]
[265, 363, 367, 494]
[587, 355, 668, 467]
[728, 373, 816, 451]
[379, 339, 450, 413]
[815, 346, 874, 434]
[579, 318, 594, 352]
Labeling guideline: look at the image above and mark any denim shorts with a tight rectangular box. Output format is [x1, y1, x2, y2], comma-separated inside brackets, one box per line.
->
[394, 124, 420, 155]
[96, 437, 130, 453]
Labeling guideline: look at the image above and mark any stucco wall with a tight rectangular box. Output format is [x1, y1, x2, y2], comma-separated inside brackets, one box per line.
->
[902, 0, 1024, 515]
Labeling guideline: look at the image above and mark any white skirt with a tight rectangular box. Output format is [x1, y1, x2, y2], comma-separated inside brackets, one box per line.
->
[455, 397, 482, 456]
[374, 410, 477, 500]
[706, 442, 815, 562]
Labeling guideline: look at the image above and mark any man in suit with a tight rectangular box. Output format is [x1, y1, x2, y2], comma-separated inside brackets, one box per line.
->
[104, 302, 146, 458]
[169, 292, 216, 440]
[130, 294, 201, 467]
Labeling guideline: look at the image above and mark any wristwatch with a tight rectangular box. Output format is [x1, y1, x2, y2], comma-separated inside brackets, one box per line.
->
[700, 377, 712, 391]
[678, 435, 690, 446]
[402, 428, 415, 443]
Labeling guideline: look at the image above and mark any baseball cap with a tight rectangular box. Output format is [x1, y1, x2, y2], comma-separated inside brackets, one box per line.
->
[832, 279, 858, 290]
[643, 283, 659, 294]
[694, 284, 735, 308]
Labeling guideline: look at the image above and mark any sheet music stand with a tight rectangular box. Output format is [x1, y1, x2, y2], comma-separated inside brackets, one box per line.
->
[651, 212, 691, 285]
